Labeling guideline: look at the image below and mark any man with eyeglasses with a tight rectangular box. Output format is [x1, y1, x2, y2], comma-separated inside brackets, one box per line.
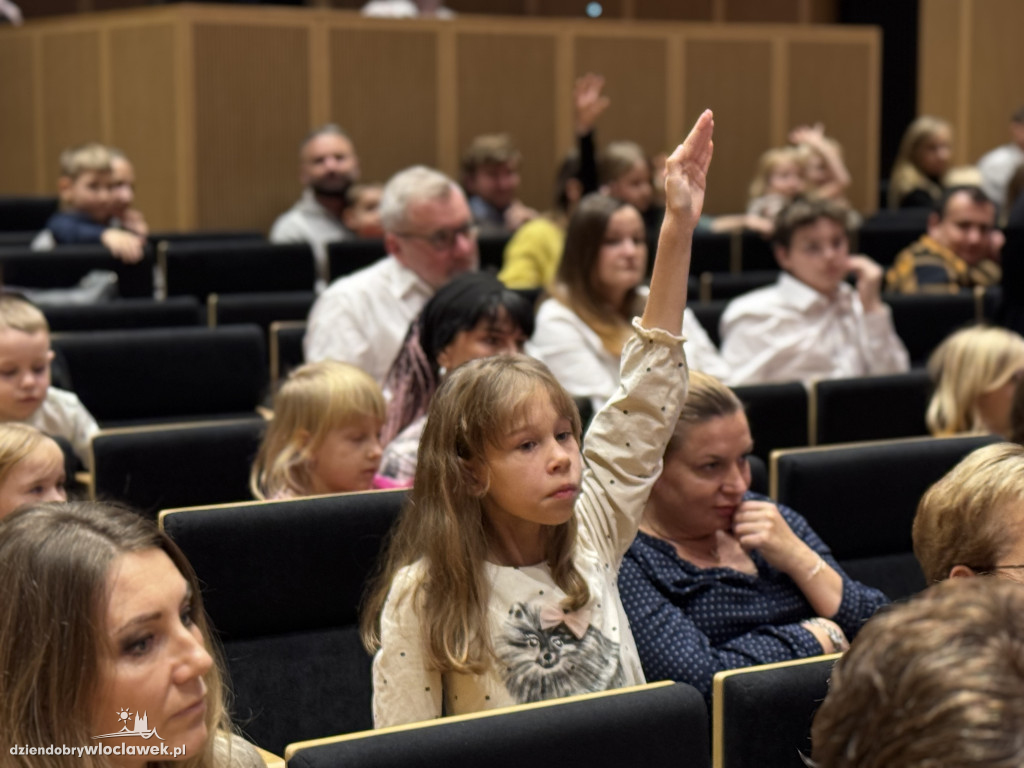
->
[304, 165, 479, 382]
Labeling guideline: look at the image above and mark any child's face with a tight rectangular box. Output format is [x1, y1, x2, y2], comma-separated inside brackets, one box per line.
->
[0, 438, 66, 520]
[804, 152, 829, 187]
[108, 157, 136, 219]
[775, 217, 850, 298]
[595, 205, 647, 304]
[477, 389, 581, 549]
[342, 187, 383, 238]
[0, 328, 53, 421]
[607, 160, 653, 212]
[768, 161, 805, 198]
[61, 170, 113, 223]
[306, 414, 383, 494]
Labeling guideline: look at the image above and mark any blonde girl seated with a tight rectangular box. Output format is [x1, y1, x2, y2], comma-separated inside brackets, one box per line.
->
[747, 146, 806, 221]
[926, 325, 1024, 438]
[0, 501, 262, 768]
[250, 360, 392, 500]
[360, 110, 714, 727]
[888, 115, 953, 209]
[0, 423, 67, 519]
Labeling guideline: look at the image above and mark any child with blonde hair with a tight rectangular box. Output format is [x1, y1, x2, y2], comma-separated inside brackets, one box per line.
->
[888, 115, 954, 209]
[789, 123, 852, 202]
[361, 110, 714, 727]
[250, 360, 393, 500]
[747, 145, 806, 221]
[0, 423, 66, 519]
[0, 294, 98, 468]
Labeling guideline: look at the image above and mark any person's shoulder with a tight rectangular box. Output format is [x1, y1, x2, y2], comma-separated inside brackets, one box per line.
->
[212, 732, 264, 768]
[43, 386, 86, 410]
[722, 280, 783, 320]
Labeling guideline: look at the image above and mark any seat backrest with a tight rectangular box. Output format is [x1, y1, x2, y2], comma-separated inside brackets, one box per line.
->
[161, 241, 316, 298]
[886, 292, 979, 365]
[704, 270, 779, 301]
[739, 231, 777, 271]
[478, 232, 512, 271]
[687, 230, 732, 275]
[713, 654, 840, 768]
[812, 369, 931, 445]
[285, 681, 710, 768]
[0, 244, 155, 297]
[327, 238, 387, 281]
[160, 490, 407, 754]
[43, 296, 203, 332]
[690, 299, 729, 348]
[269, 320, 307, 390]
[91, 418, 265, 517]
[209, 291, 315, 333]
[51, 325, 268, 424]
[733, 381, 809, 462]
[771, 434, 1001, 598]
[0, 195, 59, 231]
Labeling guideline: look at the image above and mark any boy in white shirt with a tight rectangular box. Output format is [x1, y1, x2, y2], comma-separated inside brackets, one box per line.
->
[0, 295, 98, 468]
[720, 197, 909, 385]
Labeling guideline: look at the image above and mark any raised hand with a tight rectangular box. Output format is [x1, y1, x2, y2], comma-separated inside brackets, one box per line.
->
[573, 72, 611, 136]
[663, 109, 714, 228]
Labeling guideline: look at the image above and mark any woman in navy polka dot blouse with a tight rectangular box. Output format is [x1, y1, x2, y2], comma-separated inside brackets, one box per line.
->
[618, 370, 888, 701]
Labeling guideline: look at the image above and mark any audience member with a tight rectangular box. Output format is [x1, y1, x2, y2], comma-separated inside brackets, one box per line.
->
[599, 140, 664, 238]
[747, 146, 806, 222]
[0, 501, 263, 768]
[379, 272, 533, 485]
[271, 124, 361, 286]
[461, 134, 537, 234]
[925, 325, 1024, 438]
[498, 72, 607, 290]
[32, 143, 145, 264]
[619, 370, 886, 701]
[912, 441, 1024, 584]
[888, 115, 953, 209]
[789, 123, 851, 202]
[528, 193, 727, 412]
[977, 105, 1024, 208]
[304, 165, 478, 383]
[250, 360, 391, 500]
[342, 182, 384, 238]
[107, 148, 149, 238]
[886, 185, 1003, 293]
[0, 294, 98, 468]
[720, 197, 909, 385]
[0, 423, 66, 520]
[812, 578, 1024, 768]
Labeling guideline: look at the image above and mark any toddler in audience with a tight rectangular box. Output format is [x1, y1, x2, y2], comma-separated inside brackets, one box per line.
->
[342, 182, 384, 238]
[720, 197, 909, 385]
[747, 146, 806, 222]
[33, 143, 145, 263]
[107, 147, 149, 238]
[250, 360, 396, 500]
[0, 294, 98, 468]
[789, 123, 852, 202]
[0, 423, 66, 519]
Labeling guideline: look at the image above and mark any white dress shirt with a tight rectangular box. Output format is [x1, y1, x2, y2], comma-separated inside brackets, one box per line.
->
[270, 189, 353, 289]
[719, 272, 909, 386]
[28, 387, 99, 469]
[976, 143, 1024, 209]
[304, 256, 433, 383]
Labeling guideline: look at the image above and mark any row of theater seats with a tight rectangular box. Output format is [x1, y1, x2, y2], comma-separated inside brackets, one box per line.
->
[160, 488, 844, 767]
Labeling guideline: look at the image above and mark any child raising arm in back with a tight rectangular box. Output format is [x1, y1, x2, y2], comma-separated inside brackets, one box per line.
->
[361, 110, 714, 727]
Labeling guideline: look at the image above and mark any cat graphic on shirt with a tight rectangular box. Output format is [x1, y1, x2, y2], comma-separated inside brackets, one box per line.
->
[497, 601, 624, 703]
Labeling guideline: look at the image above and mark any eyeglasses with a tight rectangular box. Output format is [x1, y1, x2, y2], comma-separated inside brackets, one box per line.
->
[396, 223, 478, 251]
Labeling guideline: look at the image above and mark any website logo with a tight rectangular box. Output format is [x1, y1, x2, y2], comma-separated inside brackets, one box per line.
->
[92, 708, 163, 741]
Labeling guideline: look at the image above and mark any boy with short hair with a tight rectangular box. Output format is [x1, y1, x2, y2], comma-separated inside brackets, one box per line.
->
[0, 294, 98, 467]
[720, 197, 909, 385]
[33, 143, 144, 263]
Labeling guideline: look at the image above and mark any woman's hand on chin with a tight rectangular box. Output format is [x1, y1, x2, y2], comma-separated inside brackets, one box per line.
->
[731, 499, 807, 572]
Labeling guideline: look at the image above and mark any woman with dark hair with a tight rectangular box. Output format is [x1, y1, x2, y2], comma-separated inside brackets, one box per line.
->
[0, 501, 262, 768]
[528, 193, 727, 411]
[379, 271, 534, 485]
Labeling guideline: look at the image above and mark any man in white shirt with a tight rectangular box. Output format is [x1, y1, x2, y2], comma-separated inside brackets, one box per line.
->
[304, 165, 479, 382]
[720, 197, 909, 386]
[271, 125, 361, 287]
[976, 106, 1024, 209]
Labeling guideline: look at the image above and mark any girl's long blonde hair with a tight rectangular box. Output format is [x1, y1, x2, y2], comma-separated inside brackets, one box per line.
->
[748, 146, 804, 200]
[250, 360, 385, 499]
[926, 325, 1024, 436]
[888, 115, 952, 209]
[361, 354, 588, 674]
[0, 501, 234, 768]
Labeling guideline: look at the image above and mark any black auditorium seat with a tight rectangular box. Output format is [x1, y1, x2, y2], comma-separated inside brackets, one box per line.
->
[327, 238, 387, 281]
[160, 240, 316, 298]
[886, 292, 978, 366]
[812, 369, 931, 445]
[43, 296, 203, 332]
[0, 244, 155, 297]
[732, 381, 809, 463]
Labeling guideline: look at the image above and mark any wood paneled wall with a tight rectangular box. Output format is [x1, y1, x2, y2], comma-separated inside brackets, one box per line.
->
[919, 0, 1024, 167]
[0, 4, 878, 232]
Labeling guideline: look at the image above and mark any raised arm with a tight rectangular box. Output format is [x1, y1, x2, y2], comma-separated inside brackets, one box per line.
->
[642, 109, 714, 334]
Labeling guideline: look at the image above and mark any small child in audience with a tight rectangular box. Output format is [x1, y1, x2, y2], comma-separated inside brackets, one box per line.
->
[0, 423, 67, 520]
[250, 360, 396, 500]
[107, 148, 149, 239]
[33, 143, 145, 263]
[747, 146, 806, 221]
[0, 294, 98, 468]
[789, 123, 852, 202]
[342, 182, 384, 238]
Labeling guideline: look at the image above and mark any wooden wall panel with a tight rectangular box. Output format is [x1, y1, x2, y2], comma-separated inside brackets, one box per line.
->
[574, 35, 669, 159]
[448, 0, 528, 14]
[683, 39, 774, 214]
[193, 23, 311, 231]
[40, 30, 104, 187]
[328, 28, 438, 187]
[725, 0, 800, 23]
[455, 32, 557, 210]
[918, 0, 960, 139]
[967, 0, 1024, 164]
[533, 0, 625, 18]
[788, 39, 875, 211]
[635, 0, 715, 21]
[110, 24, 179, 231]
[0, 36, 39, 194]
